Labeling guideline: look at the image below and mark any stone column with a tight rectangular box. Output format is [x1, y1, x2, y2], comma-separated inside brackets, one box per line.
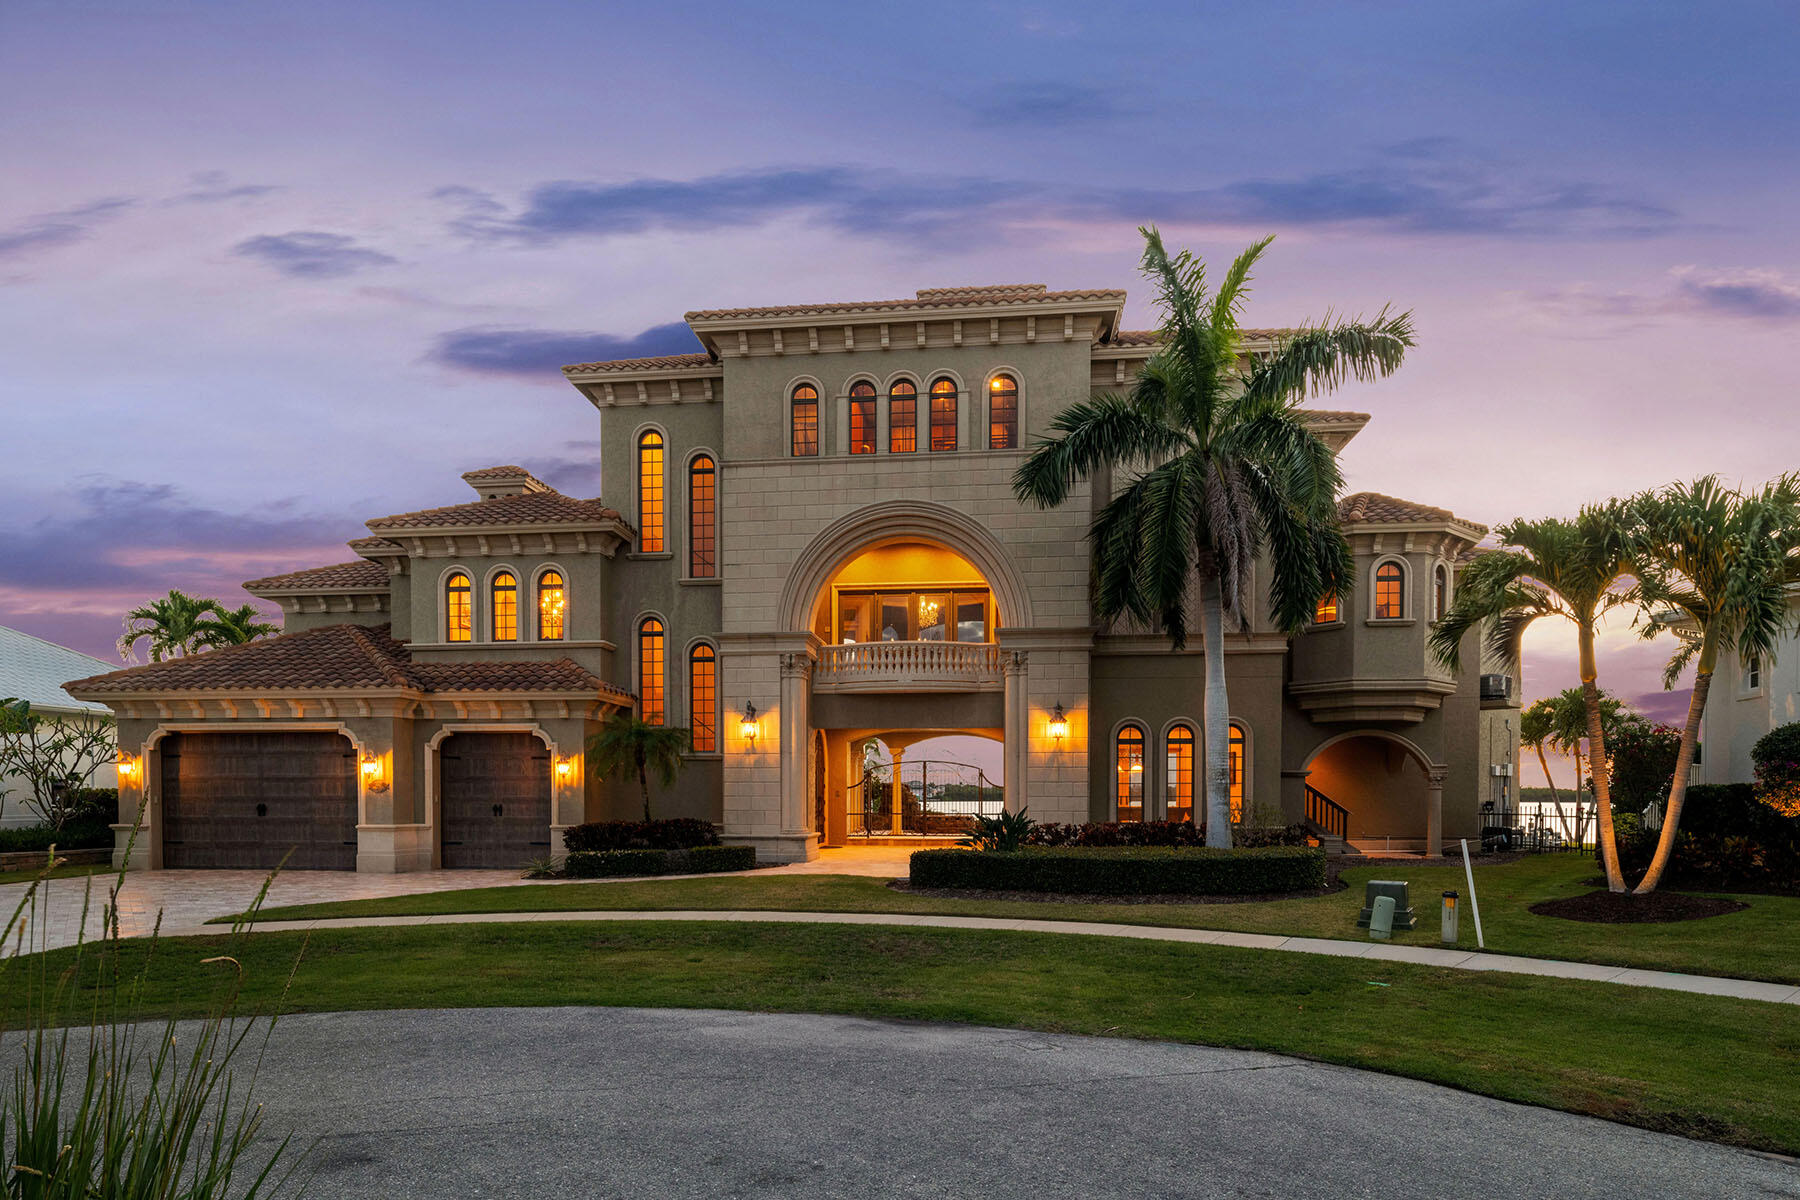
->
[1427, 765, 1448, 856]
[777, 650, 819, 860]
[1002, 649, 1029, 814]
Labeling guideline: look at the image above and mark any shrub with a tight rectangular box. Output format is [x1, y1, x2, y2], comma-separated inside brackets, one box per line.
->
[1613, 783, 1800, 892]
[563, 818, 720, 852]
[561, 844, 755, 878]
[682, 845, 758, 873]
[909, 845, 1326, 896]
[962, 808, 1036, 851]
[1609, 721, 1682, 812]
[1752, 721, 1800, 818]
[0, 818, 113, 854]
[1018, 820, 1309, 849]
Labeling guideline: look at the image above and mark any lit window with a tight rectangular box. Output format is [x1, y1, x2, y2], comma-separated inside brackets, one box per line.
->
[690, 644, 717, 752]
[638, 618, 665, 725]
[1116, 724, 1145, 822]
[1314, 593, 1339, 623]
[929, 378, 957, 451]
[537, 570, 565, 641]
[689, 455, 716, 578]
[1433, 565, 1449, 622]
[1229, 724, 1247, 823]
[490, 571, 517, 641]
[889, 381, 917, 453]
[1374, 562, 1405, 619]
[1166, 724, 1194, 823]
[988, 374, 1017, 450]
[638, 431, 665, 553]
[791, 384, 819, 457]
[445, 571, 472, 643]
[849, 382, 876, 455]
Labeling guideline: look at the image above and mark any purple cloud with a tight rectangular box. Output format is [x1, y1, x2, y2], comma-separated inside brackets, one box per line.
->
[1671, 267, 1800, 320]
[232, 231, 397, 278]
[0, 197, 136, 260]
[429, 322, 702, 379]
[964, 82, 1138, 127]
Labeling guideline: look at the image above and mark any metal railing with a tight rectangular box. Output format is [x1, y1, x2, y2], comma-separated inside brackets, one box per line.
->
[814, 641, 1004, 691]
[1482, 802, 1596, 853]
[847, 758, 1004, 837]
[1304, 785, 1349, 841]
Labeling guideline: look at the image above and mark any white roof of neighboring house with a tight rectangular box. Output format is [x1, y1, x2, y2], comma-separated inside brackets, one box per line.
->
[0, 625, 115, 715]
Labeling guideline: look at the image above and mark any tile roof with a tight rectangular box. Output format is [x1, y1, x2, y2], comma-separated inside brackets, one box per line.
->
[1111, 327, 1298, 347]
[366, 489, 628, 532]
[460, 464, 532, 480]
[242, 559, 389, 592]
[348, 536, 405, 555]
[63, 624, 627, 700]
[684, 287, 1126, 323]
[0, 625, 115, 714]
[562, 351, 717, 375]
[1303, 409, 1372, 424]
[1339, 492, 1487, 534]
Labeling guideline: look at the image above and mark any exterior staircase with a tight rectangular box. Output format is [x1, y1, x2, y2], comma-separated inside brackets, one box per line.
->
[1303, 785, 1352, 855]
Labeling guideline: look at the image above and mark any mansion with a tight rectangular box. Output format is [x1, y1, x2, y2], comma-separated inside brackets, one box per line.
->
[69, 283, 1519, 870]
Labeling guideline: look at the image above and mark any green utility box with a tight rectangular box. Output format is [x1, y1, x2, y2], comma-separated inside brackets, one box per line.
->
[1356, 880, 1417, 930]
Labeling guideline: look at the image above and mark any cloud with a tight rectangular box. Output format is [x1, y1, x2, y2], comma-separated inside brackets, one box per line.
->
[520, 440, 603, 495]
[231, 231, 398, 278]
[429, 322, 703, 379]
[1670, 266, 1800, 320]
[1525, 265, 1800, 331]
[963, 82, 1137, 127]
[446, 150, 1679, 248]
[163, 170, 282, 206]
[0, 197, 136, 260]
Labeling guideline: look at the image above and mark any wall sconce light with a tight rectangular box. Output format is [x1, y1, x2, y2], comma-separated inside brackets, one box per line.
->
[740, 702, 759, 749]
[359, 752, 389, 793]
[555, 756, 575, 783]
[116, 751, 140, 784]
[1047, 703, 1069, 744]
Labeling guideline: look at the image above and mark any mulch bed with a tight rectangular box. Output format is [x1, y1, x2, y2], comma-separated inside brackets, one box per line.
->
[1530, 889, 1749, 924]
[887, 878, 1345, 907]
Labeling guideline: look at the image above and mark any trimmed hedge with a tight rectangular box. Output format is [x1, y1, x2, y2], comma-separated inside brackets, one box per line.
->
[1021, 820, 1310, 848]
[910, 845, 1326, 896]
[0, 819, 114, 854]
[563, 818, 720, 852]
[562, 844, 756, 879]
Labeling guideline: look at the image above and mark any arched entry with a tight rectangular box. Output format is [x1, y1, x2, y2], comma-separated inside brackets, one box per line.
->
[1303, 731, 1449, 854]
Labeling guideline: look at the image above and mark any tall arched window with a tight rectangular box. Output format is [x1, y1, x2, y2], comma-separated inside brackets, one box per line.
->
[490, 571, 518, 641]
[637, 431, 665, 553]
[537, 570, 565, 641]
[791, 384, 819, 457]
[1433, 564, 1449, 621]
[689, 643, 717, 752]
[1314, 592, 1339, 623]
[1374, 561, 1405, 619]
[1165, 724, 1194, 824]
[445, 571, 472, 643]
[1115, 724, 1145, 822]
[889, 380, 917, 453]
[1228, 723, 1247, 823]
[688, 455, 716, 578]
[848, 382, 876, 455]
[929, 378, 958, 451]
[987, 373, 1018, 449]
[638, 617, 665, 725]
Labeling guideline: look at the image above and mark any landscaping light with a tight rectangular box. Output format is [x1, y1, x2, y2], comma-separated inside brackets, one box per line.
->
[1441, 890, 1460, 944]
[740, 703, 758, 748]
[1047, 703, 1068, 744]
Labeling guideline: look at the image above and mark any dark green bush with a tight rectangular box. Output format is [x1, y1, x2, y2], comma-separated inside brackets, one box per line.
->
[909, 845, 1326, 896]
[1021, 820, 1309, 848]
[563, 818, 720, 852]
[680, 845, 757, 873]
[1613, 783, 1800, 892]
[1609, 722, 1682, 812]
[561, 844, 756, 878]
[0, 819, 113, 854]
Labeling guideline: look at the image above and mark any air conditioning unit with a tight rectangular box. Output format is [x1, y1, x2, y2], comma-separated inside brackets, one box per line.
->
[1490, 763, 1513, 777]
[1479, 674, 1513, 701]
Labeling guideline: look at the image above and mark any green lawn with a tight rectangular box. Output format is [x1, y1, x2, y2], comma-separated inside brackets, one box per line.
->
[235, 855, 1800, 985]
[7, 920, 1797, 1154]
[0, 863, 109, 886]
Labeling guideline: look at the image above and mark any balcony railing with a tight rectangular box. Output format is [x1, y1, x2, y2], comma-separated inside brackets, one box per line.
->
[813, 640, 1005, 692]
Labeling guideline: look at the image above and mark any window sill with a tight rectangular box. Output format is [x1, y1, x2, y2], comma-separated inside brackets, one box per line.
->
[628, 552, 675, 561]
[1365, 618, 1416, 627]
[679, 577, 722, 587]
[683, 751, 724, 761]
[1307, 620, 1346, 631]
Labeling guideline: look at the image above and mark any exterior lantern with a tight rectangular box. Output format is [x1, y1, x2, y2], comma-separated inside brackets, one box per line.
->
[116, 750, 140, 784]
[740, 703, 759, 748]
[359, 752, 388, 792]
[1046, 703, 1069, 745]
[555, 757, 575, 783]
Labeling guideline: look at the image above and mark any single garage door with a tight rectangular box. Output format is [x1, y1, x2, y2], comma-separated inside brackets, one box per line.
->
[160, 732, 358, 870]
[440, 732, 552, 869]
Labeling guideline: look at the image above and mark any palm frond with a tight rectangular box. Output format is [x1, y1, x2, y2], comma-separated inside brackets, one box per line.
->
[1239, 308, 1415, 405]
[1013, 394, 1189, 509]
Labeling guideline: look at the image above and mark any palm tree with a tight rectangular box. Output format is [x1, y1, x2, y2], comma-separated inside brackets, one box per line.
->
[1014, 227, 1413, 846]
[1430, 504, 1636, 891]
[200, 603, 280, 648]
[117, 589, 228, 662]
[586, 712, 693, 822]
[1627, 474, 1800, 894]
[1519, 699, 1563, 810]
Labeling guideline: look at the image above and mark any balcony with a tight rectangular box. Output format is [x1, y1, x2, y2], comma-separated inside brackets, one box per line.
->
[813, 641, 1005, 693]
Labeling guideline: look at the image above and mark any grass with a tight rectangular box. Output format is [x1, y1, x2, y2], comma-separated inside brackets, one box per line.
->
[234, 855, 1800, 985]
[0, 862, 108, 886]
[8, 920, 1798, 1154]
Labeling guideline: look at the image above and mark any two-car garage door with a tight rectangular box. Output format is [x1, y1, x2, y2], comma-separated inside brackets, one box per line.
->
[160, 732, 359, 870]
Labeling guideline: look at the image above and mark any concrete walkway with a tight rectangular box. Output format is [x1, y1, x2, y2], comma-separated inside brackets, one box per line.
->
[117, 1007, 1800, 1198]
[161, 907, 1800, 1005]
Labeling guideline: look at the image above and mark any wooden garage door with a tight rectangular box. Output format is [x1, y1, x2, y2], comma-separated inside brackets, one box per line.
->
[440, 732, 552, 869]
[161, 732, 358, 870]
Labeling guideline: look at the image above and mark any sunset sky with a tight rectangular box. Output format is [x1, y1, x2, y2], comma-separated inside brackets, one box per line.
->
[4, 1, 1797, 785]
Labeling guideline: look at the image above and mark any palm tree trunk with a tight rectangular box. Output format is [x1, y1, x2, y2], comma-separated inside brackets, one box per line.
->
[1579, 622, 1626, 892]
[637, 749, 653, 822]
[1533, 743, 1560, 808]
[1198, 571, 1232, 849]
[1633, 663, 1713, 895]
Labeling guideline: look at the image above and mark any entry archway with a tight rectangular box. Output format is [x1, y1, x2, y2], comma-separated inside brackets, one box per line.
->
[1303, 731, 1449, 854]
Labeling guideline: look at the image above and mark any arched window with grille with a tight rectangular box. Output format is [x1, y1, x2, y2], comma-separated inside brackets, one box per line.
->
[688, 455, 716, 578]
[537, 570, 565, 641]
[1116, 724, 1145, 822]
[445, 571, 472, 643]
[791, 384, 819, 457]
[1374, 561, 1405, 619]
[637, 617, 666, 725]
[1165, 724, 1194, 823]
[848, 381, 876, 455]
[490, 571, 518, 641]
[889, 380, 917, 453]
[987, 373, 1018, 449]
[929, 378, 957, 451]
[1228, 723, 1248, 823]
[689, 643, 717, 752]
[638, 431, 665, 552]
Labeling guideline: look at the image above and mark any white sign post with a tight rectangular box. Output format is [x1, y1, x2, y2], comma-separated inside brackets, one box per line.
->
[1460, 838, 1485, 950]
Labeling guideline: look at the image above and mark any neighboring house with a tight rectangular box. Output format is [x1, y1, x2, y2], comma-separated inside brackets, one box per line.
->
[1, 624, 117, 828]
[67, 283, 1519, 871]
[1692, 587, 1800, 786]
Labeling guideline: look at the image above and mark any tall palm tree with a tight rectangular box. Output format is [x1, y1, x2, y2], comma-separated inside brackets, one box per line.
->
[1519, 699, 1563, 810]
[586, 712, 693, 822]
[200, 603, 280, 648]
[1014, 227, 1413, 846]
[1430, 504, 1636, 891]
[117, 589, 227, 662]
[1628, 474, 1800, 894]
